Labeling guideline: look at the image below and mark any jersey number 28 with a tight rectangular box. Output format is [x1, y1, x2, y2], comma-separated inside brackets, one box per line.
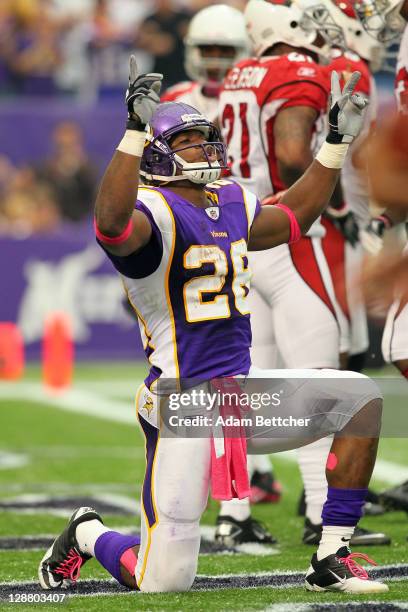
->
[183, 239, 250, 323]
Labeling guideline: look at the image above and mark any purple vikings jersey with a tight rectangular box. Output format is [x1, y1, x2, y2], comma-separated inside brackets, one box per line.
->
[100, 179, 260, 386]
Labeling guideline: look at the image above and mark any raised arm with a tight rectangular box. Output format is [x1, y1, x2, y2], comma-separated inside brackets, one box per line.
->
[249, 71, 368, 251]
[94, 56, 162, 256]
[274, 105, 317, 185]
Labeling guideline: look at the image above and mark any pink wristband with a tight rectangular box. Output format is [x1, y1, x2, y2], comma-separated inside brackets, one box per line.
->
[94, 217, 133, 245]
[275, 203, 301, 244]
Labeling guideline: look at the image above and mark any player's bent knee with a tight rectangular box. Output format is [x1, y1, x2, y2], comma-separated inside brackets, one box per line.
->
[138, 523, 199, 593]
[342, 397, 383, 438]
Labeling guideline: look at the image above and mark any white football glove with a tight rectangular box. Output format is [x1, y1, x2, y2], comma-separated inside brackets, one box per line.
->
[327, 71, 369, 145]
[125, 55, 163, 129]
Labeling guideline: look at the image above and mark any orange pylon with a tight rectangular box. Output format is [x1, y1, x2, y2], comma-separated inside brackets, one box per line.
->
[42, 313, 74, 391]
[0, 323, 24, 380]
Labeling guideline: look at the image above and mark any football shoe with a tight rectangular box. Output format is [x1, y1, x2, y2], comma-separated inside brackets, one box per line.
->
[214, 515, 277, 547]
[305, 546, 389, 593]
[39, 506, 102, 589]
[380, 480, 408, 513]
[302, 518, 391, 546]
[249, 470, 282, 504]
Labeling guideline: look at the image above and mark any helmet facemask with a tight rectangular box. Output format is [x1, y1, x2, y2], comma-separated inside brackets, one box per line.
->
[185, 44, 247, 88]
[184, 4, 249, 87]
[355, 0, 405, 42]
[299, 4, 346, 51]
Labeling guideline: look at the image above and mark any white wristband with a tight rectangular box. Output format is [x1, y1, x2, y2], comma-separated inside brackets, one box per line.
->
[117, 130, 146, 157]
[326, 203, 349, 218]
[315, 142, 349, 169]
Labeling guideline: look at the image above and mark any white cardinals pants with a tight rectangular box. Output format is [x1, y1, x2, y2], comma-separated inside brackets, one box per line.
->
[382, 243, 408, 364]
[382, 299, 408, 363]
[248, 239, 347, 370]
[321, 217, 369, 357]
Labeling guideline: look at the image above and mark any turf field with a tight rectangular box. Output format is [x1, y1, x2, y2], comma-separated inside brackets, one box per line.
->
[0, 362, 407, 611]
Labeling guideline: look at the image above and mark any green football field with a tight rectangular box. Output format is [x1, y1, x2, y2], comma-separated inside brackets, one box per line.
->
[1, 362, 408, 611]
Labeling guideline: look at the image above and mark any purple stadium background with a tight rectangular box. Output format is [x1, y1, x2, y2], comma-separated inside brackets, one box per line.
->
[2, 99, 144, 360]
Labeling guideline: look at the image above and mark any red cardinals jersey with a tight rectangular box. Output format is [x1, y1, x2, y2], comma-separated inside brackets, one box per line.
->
[219, 53, 327, 200]
[324, 48, 371, 96]
[396, 25, 408, 114]
[161, 81, 219, 122]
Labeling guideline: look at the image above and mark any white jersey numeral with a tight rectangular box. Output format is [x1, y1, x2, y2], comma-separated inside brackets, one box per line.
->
[183, 242, 250, 323]
[231, 239, 250, 315]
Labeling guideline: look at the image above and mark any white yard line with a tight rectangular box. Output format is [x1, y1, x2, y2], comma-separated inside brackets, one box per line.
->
[73, 380, 140, 399]
[0, 382, 138, 425]
[0, 482, 139, 495]
[0, 451, 29, 469]
[1, 382, 407, 484]
[264, 606, 408, 612]
[22, 446, 145, 459]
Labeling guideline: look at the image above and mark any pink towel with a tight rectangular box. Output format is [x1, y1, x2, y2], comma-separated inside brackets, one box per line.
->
[210, 378, 250, 501]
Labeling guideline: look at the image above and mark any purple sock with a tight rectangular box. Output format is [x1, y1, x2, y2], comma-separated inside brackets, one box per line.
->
[94, 531, 140, 586]
[322, 487, 368, 526]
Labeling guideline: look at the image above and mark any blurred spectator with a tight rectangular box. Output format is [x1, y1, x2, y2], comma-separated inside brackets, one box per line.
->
[0, 155, 17, 202]
[8, 0, 62, 96]
[0, 0, 246, 97]
[0, 1, 16, 95]
[137, 0, 191, 89]
[0, 161, 60, 236]
[85, 0, 134, 97]
[35, 121, 97, 222]
[50, 0, 151, 97]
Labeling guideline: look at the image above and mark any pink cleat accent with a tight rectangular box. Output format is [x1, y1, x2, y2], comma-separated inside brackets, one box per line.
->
[54, 548, 84, 582]
[338, 552, 377, 580]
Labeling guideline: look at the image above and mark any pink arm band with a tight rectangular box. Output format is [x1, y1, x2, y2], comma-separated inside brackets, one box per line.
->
[94, 217, 133, 245]
[274, 203, 301, 244]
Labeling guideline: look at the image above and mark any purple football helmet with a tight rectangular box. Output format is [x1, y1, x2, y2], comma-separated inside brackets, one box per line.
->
[140, 102, 227, 184]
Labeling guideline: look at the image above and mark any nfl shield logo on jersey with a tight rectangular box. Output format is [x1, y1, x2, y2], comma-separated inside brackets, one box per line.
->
[205, 206, 219, 221]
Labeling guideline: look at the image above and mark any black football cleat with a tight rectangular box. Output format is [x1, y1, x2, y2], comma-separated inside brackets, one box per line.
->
[305, 546, 388, 593]
[249, 470, 282, 504]
[380, 480, 408, 513]
[39, 507, 103, 589]
[302, 518, 391, 546]
[215, 515, 277, 547]
[364, 488, 386, 516]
